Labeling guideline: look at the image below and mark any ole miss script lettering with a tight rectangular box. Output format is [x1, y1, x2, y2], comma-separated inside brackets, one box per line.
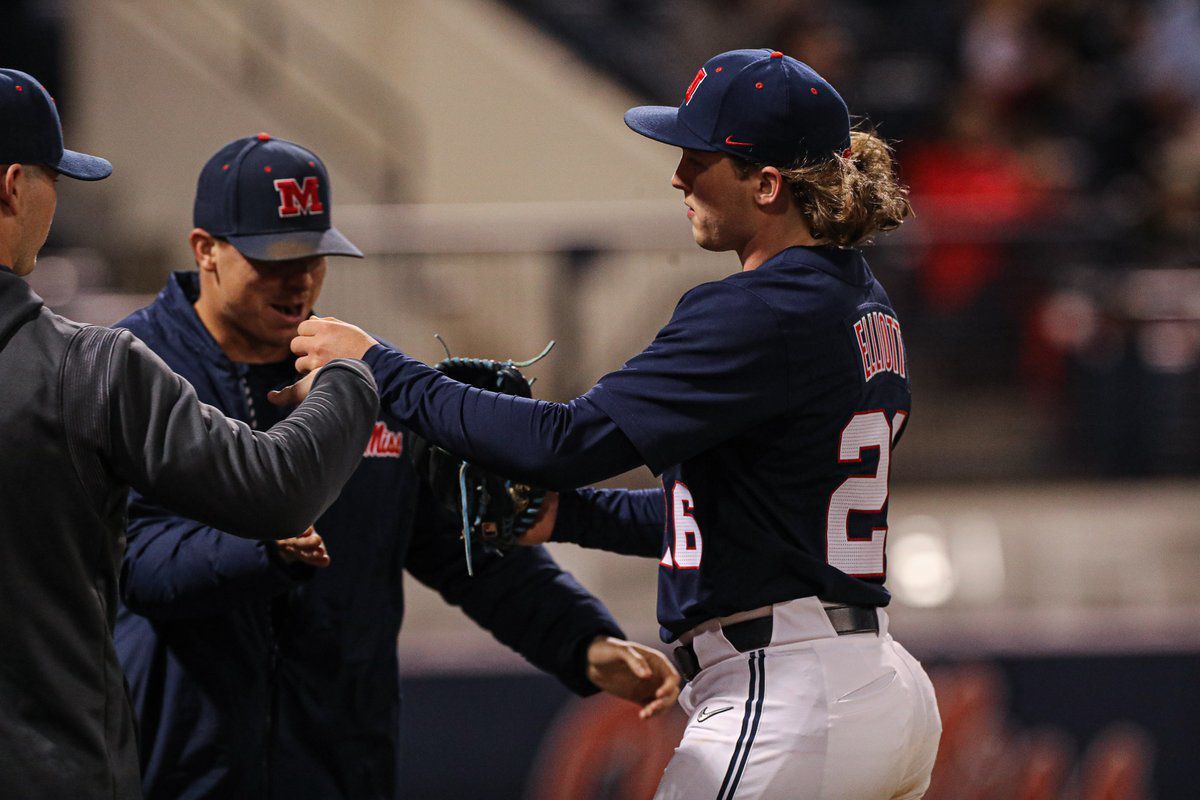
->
[853, 310, 906, 382]
[363, 422, 403, 458]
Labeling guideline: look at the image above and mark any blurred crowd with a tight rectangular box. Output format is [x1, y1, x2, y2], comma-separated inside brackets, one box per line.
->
[770, 0, 1200, 249]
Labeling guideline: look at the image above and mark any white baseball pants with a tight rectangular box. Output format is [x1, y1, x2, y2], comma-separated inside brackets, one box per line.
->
[654, 599, 941, 800]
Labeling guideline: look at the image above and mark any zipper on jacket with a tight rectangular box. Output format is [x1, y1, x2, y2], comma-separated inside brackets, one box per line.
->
[264, 598, 280, 799]
[240, 375, 258, 430]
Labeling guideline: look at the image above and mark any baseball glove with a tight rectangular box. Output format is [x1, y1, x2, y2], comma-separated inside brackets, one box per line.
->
[407, 342, 554, 576]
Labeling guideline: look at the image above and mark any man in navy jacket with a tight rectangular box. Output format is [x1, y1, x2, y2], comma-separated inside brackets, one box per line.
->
[113, 135, 678, 800]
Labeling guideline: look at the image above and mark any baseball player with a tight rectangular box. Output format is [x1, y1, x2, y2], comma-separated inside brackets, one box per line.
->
[0, 71, 378, 800]
[284, 49, 941, 798]
[113, 134, 678, 800]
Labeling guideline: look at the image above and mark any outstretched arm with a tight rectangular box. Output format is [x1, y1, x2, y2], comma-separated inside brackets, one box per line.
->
[364, 347, 645, 490]
[275, 322, 642, 490]
[283, 284, 786, 487]
[71, 327, 379, 540]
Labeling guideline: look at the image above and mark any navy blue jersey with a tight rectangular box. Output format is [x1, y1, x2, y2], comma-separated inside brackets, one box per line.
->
[588, 246, 910, 639]
[364, 245, 911, 643]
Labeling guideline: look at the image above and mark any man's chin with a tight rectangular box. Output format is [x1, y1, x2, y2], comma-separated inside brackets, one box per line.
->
[13, 254, 36, 277]
[693, 232, 726, 253]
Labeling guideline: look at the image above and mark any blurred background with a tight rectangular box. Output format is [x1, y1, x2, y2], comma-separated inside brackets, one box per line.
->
[7, 0, 1199, 796]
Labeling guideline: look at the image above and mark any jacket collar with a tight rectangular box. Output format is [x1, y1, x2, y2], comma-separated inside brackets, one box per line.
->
[153, 270, 240, 370]
[0, 265, 45, 346]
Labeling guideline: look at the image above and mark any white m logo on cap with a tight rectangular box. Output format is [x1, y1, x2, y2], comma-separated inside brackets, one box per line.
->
[274, 177, 325, 218]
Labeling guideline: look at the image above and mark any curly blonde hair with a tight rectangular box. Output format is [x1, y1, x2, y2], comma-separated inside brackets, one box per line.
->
[737, 129, 912, 248]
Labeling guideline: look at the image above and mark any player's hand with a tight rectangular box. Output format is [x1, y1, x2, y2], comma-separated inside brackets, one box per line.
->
[290, 316, 379, 375]
[585, 636, 681, 719]
[274, 527, 331, 568]
[516, 492, 558, 545]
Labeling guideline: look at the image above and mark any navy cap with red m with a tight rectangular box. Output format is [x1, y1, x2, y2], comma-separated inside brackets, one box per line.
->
[625, 49, 851, 166]
[0, 68, 112, 180]
[194, 134, 362, 262]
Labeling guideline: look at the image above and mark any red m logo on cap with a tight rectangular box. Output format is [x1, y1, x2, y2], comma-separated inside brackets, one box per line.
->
[274, 177, 325, 218]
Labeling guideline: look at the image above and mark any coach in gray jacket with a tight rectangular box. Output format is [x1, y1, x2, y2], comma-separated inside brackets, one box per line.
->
[0, 69, 379, 800]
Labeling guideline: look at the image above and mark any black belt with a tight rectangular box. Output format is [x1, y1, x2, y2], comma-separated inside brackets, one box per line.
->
[672, 603, 879, 681]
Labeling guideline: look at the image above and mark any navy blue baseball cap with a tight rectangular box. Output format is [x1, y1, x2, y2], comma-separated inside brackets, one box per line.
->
[193, 133, 362, 261]
[0, 68, 112, 180]
[625, 49, 851, 166]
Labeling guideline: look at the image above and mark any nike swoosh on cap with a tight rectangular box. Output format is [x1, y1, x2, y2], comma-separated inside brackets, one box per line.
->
[724, 135, 754, 147]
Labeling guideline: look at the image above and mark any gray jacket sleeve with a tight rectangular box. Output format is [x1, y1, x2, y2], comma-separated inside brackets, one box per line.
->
[68, 327, 379, 540]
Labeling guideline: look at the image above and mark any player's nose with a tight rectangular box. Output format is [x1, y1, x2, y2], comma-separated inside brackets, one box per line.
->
[283, 258, 322, 287]
[282, 271, 311, 293]
[670, 168, 688, 193]
[671, 153, 691, 192]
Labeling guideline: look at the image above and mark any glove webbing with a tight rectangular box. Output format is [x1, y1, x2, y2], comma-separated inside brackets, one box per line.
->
[458, 462, 477, 576]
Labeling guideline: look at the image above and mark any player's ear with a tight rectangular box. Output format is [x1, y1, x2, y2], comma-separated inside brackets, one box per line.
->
[0, 163, 23, 215]
[189, 228, 219, 273]
[754, 166, 786, 208]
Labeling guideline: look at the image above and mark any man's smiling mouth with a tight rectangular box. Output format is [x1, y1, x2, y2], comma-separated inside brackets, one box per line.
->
[270, 302, 305, 319]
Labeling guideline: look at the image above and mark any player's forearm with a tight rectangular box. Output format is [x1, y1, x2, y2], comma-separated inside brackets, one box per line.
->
[553, 488, 666, 558]
[453, 547, 625, 696]
[364, 344, 642, 489]
[108, 334, 379, 539]
[121, 517, 307, 619]
[407, 518, 623, 695]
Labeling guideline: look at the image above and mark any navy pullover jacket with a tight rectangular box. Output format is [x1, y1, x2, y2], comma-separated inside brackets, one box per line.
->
[113, 272, 623, 800]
